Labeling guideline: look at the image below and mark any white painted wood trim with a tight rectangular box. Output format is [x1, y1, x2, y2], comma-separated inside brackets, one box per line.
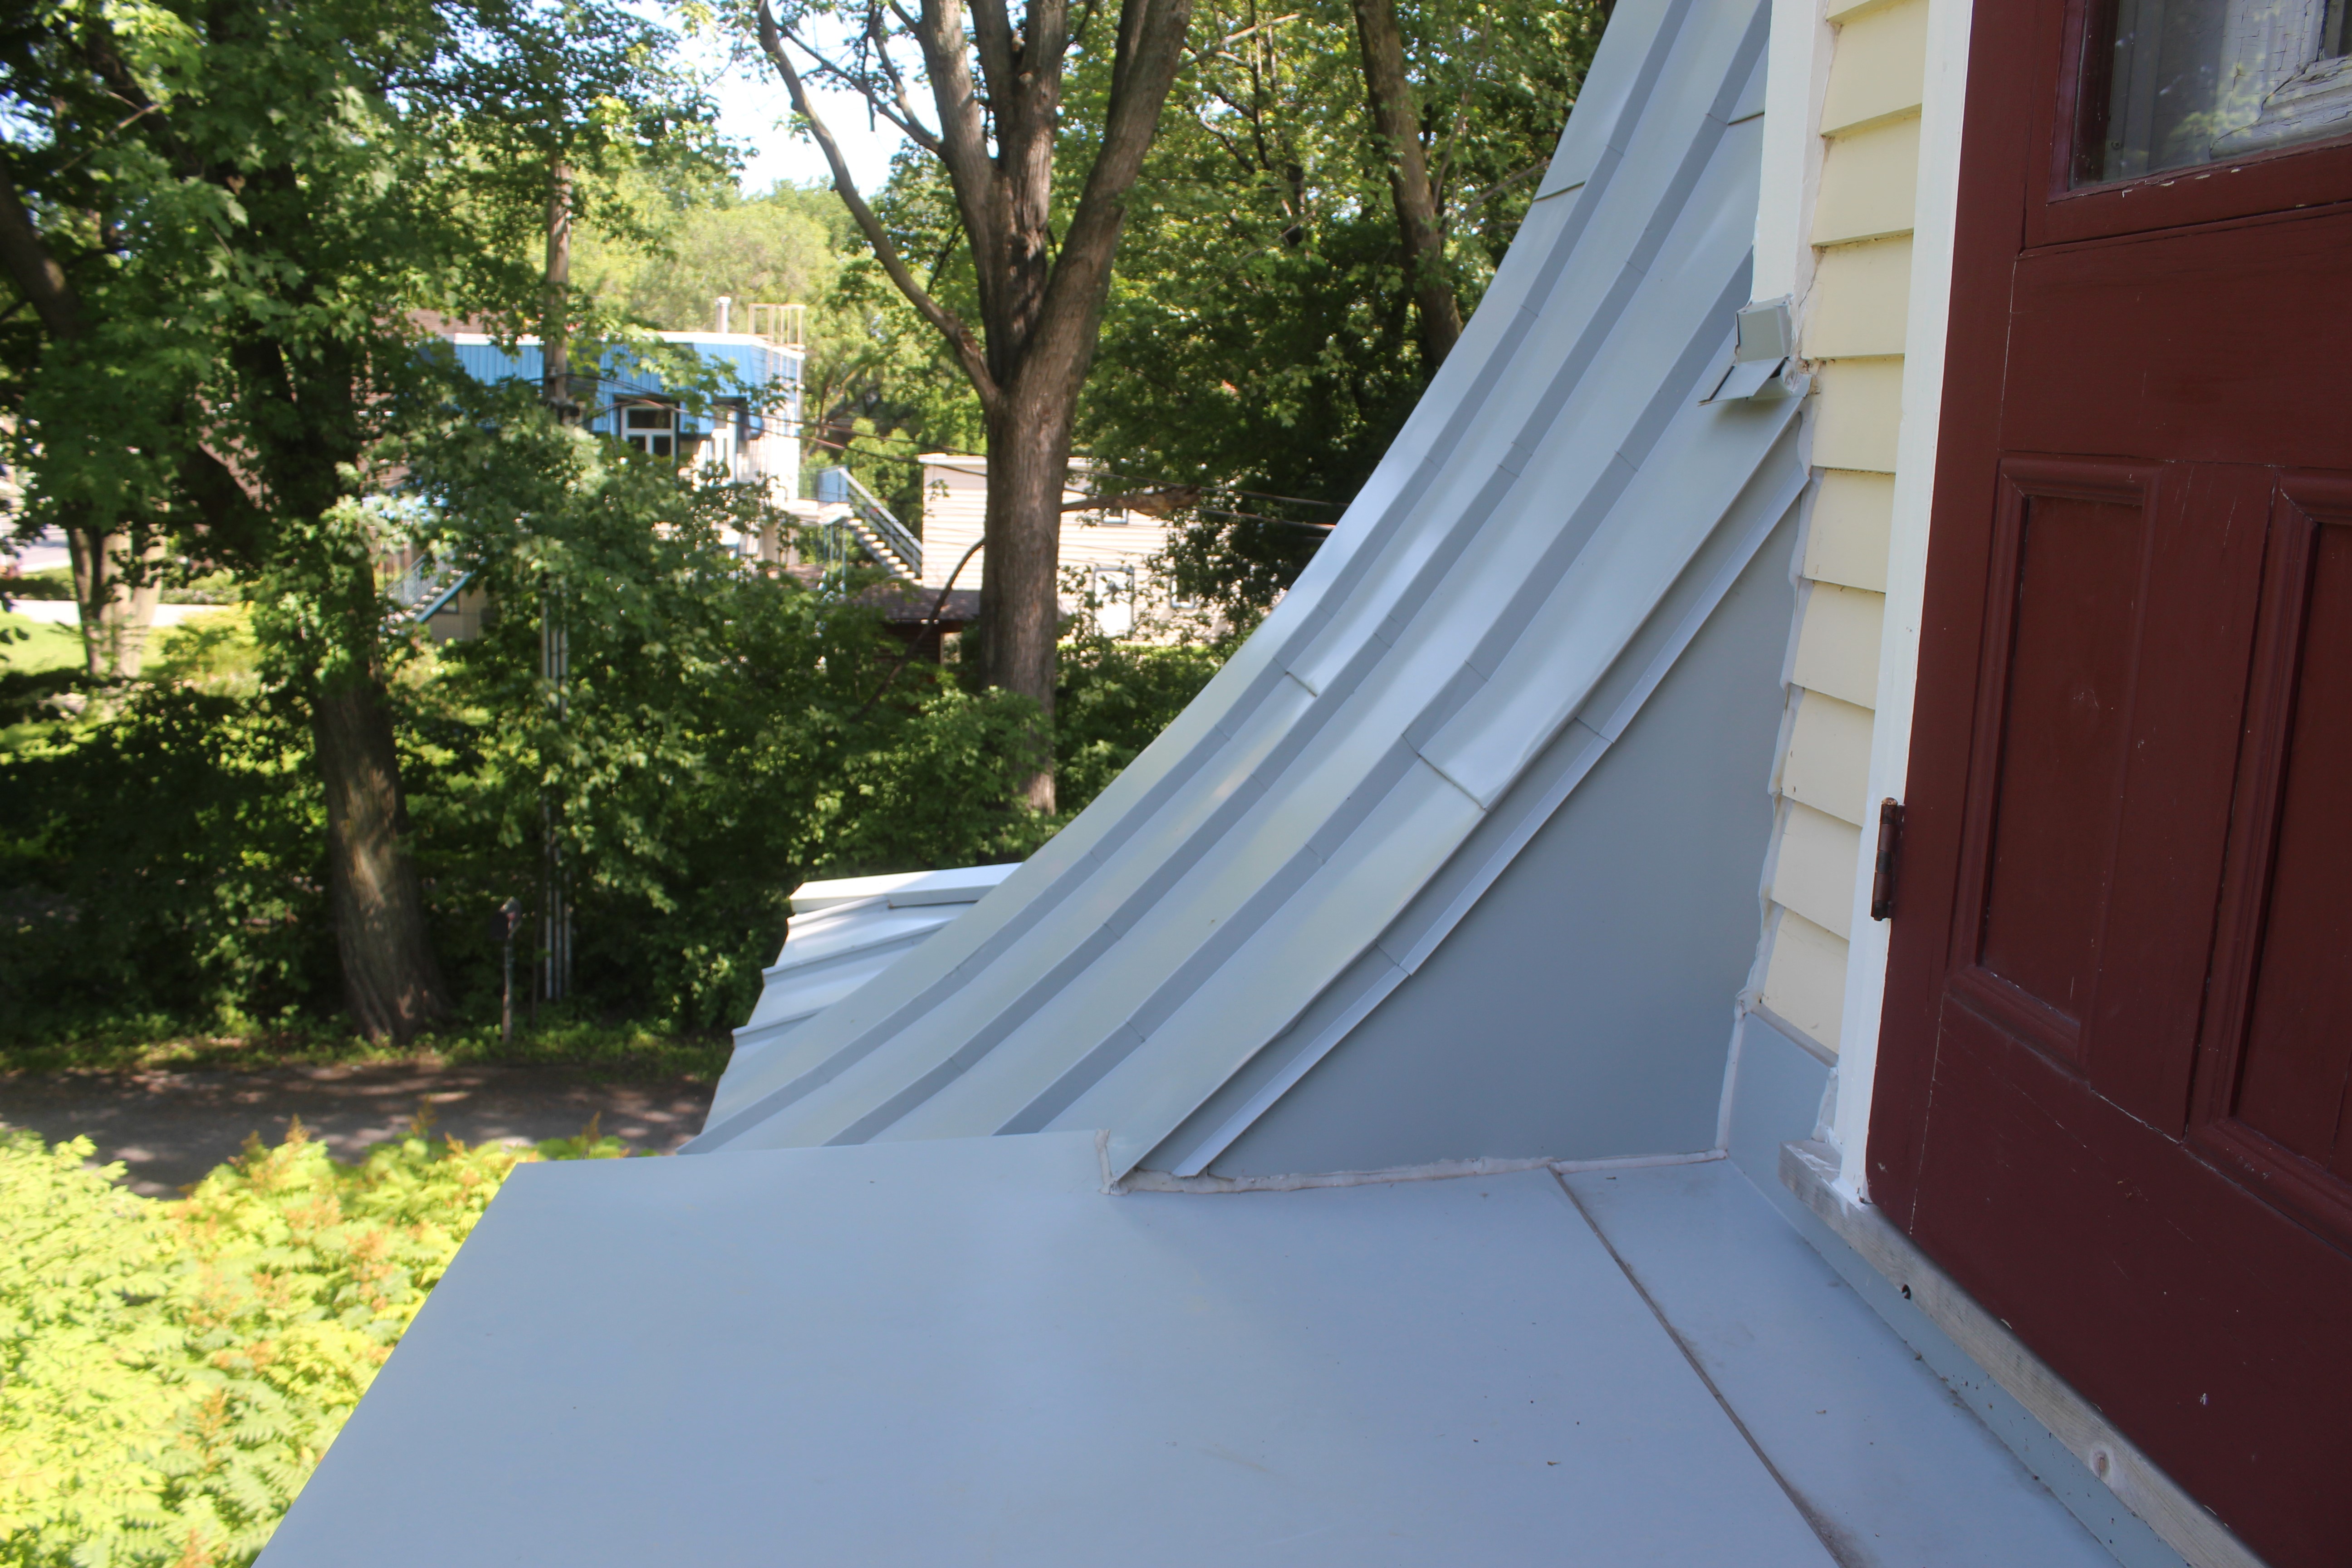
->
[1754, 0, 1837, 308]
[1825, 0, 1975, 1202]
[1780, 1141, 2271, 1568]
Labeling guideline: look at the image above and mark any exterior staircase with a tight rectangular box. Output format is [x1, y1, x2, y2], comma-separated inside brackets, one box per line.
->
[813, 467, 922, 583]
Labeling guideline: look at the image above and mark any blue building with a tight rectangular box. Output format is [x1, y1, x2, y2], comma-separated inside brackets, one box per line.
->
[443, 328, 804, 504]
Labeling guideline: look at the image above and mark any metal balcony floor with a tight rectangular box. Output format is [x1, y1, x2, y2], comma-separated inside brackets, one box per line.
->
[262, 1132, 2128, 1567]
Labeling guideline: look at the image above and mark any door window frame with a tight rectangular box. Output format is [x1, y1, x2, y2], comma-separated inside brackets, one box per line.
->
[2023, 0, 2352, 245]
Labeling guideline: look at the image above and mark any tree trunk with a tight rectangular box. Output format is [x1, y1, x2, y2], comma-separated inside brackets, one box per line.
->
[754, 0, 1196, 811]
[1352, 0, 1462, 369]
[312, 670, 448, 1041]
[66, 522, 162, 679]
[978, 386, 1080, 811]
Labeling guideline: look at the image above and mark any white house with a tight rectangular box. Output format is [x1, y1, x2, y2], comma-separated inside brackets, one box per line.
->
[918, 452, 1181, 636]
[264, 0, 2350, 1562]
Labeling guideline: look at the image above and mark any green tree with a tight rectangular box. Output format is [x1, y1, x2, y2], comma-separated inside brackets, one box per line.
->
[1077, 0, 1606, 614]
[398, 382, 1054, 1027]
[745, 0, 1199, 812]
[0, 0, 725, 1039]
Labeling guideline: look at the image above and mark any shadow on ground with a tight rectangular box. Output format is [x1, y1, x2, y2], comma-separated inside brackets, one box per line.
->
[0, 1063, 715, 1195]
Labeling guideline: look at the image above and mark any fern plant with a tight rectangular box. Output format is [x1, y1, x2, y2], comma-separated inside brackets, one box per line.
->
[0, 1117, 625, 1567]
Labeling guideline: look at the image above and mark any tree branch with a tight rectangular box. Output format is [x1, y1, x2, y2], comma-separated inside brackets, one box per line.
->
[1450, 158, 1549, 220]
[909, 0, 1004, 327]
[785, 20, 943, 154]
[1026, 0, 1196, 379]
[1349, 0, 1460, 366]
[756, 0, 999, 409]
[0, 157, 81, 342]
[861, 10, 947, 155]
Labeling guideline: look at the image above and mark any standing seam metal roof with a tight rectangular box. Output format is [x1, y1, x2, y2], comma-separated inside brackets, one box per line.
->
[691, 0, 1791, 1179]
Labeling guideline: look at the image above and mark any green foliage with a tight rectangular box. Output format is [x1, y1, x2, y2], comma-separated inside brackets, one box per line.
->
[398, 385, 1056, 1028]
[0, 377, 1093, 1039]
[0, 687, 335, 1030]
[0, 1015, 732, 1081]
[0, 1122, 623, 1568]
[1054, 631, 1231, 807]
[0, 618, 82, 677]
[573, 181, 850, 333]
[0, 572, 73, 603]
[1071, 0, 1606, 613]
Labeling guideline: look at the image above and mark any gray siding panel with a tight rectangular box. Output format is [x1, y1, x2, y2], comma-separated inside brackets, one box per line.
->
[1203, 511, 1797, 1176]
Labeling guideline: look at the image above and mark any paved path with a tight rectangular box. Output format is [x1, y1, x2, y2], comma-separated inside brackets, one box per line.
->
[0, 1063, 715, 1196]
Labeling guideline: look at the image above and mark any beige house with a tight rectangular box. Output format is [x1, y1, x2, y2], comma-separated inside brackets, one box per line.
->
[917, 453, 1179, 637]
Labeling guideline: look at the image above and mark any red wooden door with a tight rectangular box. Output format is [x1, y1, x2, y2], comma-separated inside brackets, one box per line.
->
[1872, 0, 2352, 1563]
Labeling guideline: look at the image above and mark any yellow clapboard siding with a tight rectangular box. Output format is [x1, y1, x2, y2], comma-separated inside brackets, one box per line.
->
[1803, 236, 1914, 359]
[1805, 471, 1895, 591]
[1781, 691, 1876, 827]
[1773, 800, 1864, 939]
[1821, 0, 1929, 136]
[1791, 581, 1886, 709]
[1810, 358, 1906, 473]
[1762, 907, 1850, 1054]
[1812, 115, 1921, 246]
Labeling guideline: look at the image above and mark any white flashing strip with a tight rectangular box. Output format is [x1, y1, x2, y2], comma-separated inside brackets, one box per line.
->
[1122, 1148, 1724, 1196]
[1828, 0, 1976, 1204]
[1782, 1141, 2267, 1568]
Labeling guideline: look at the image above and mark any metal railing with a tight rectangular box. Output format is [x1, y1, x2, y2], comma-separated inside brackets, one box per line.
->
[814, 467, 922, 582]
[386, 554, 473, 623]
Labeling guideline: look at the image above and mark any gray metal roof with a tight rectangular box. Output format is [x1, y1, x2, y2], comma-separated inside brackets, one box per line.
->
[690, 0, 1793, 1182]
[732, 865, 1019, 1055]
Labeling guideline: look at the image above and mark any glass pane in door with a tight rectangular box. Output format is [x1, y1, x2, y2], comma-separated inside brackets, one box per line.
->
[2077, 0, 2352, 182]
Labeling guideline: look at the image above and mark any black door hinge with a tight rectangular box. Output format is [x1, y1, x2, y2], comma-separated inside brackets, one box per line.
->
[1870, 798, 1903, 921]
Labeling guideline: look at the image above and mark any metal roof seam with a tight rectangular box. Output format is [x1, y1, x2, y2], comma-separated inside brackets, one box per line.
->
[1132, 1147, 1728, 1195]
[1139, 436, 1804, 1176]
[697, 0, 1782, 1174]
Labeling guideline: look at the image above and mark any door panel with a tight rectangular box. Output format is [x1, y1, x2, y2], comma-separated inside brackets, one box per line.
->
[2005, 208, 2352, 468]
[1873, 0, 2352, 1559]
[2191, 477, 2352, 1245]
[1915, 991, 2352, 1558]
[1972, 485, 2146, 1035]
[2232, 519, 2352, 1169]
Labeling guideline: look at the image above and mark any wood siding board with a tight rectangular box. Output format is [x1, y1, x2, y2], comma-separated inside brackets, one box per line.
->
[1782, 691, 1876, 826]
[1791, 582, 1887, 708]
[1805, 471, 1897, 589]
[1824, 0, 1906, 24]
[1762, 907, 1850, 1051]
[1812, 115, 1924, 245]
[1811, 358, 1907, 473]
[1803, 238, 1916, 359]
[918, 459, 1175, 597]
[1773, 800, 1864, 939]
[1820, 0, 1930, 137]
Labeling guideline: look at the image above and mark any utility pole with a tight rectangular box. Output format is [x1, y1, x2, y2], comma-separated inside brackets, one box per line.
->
[539, 151, 576, 1006]
[496, 897, 522, 1044]
[540, 589, 571, 1005]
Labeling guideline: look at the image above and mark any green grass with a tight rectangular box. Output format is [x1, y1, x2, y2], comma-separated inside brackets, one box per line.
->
[0, 611, 87, 675]
[0, 1012, 734, 1080]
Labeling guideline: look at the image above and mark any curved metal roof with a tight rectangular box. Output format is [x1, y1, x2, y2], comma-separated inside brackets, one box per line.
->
[690, 0, 1792, 1181]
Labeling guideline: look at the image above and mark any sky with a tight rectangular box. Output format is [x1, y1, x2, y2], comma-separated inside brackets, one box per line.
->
[678, 20, 911, 197]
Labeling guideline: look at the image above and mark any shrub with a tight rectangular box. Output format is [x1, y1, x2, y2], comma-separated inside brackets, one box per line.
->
[0, 1122, 623, 1568]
